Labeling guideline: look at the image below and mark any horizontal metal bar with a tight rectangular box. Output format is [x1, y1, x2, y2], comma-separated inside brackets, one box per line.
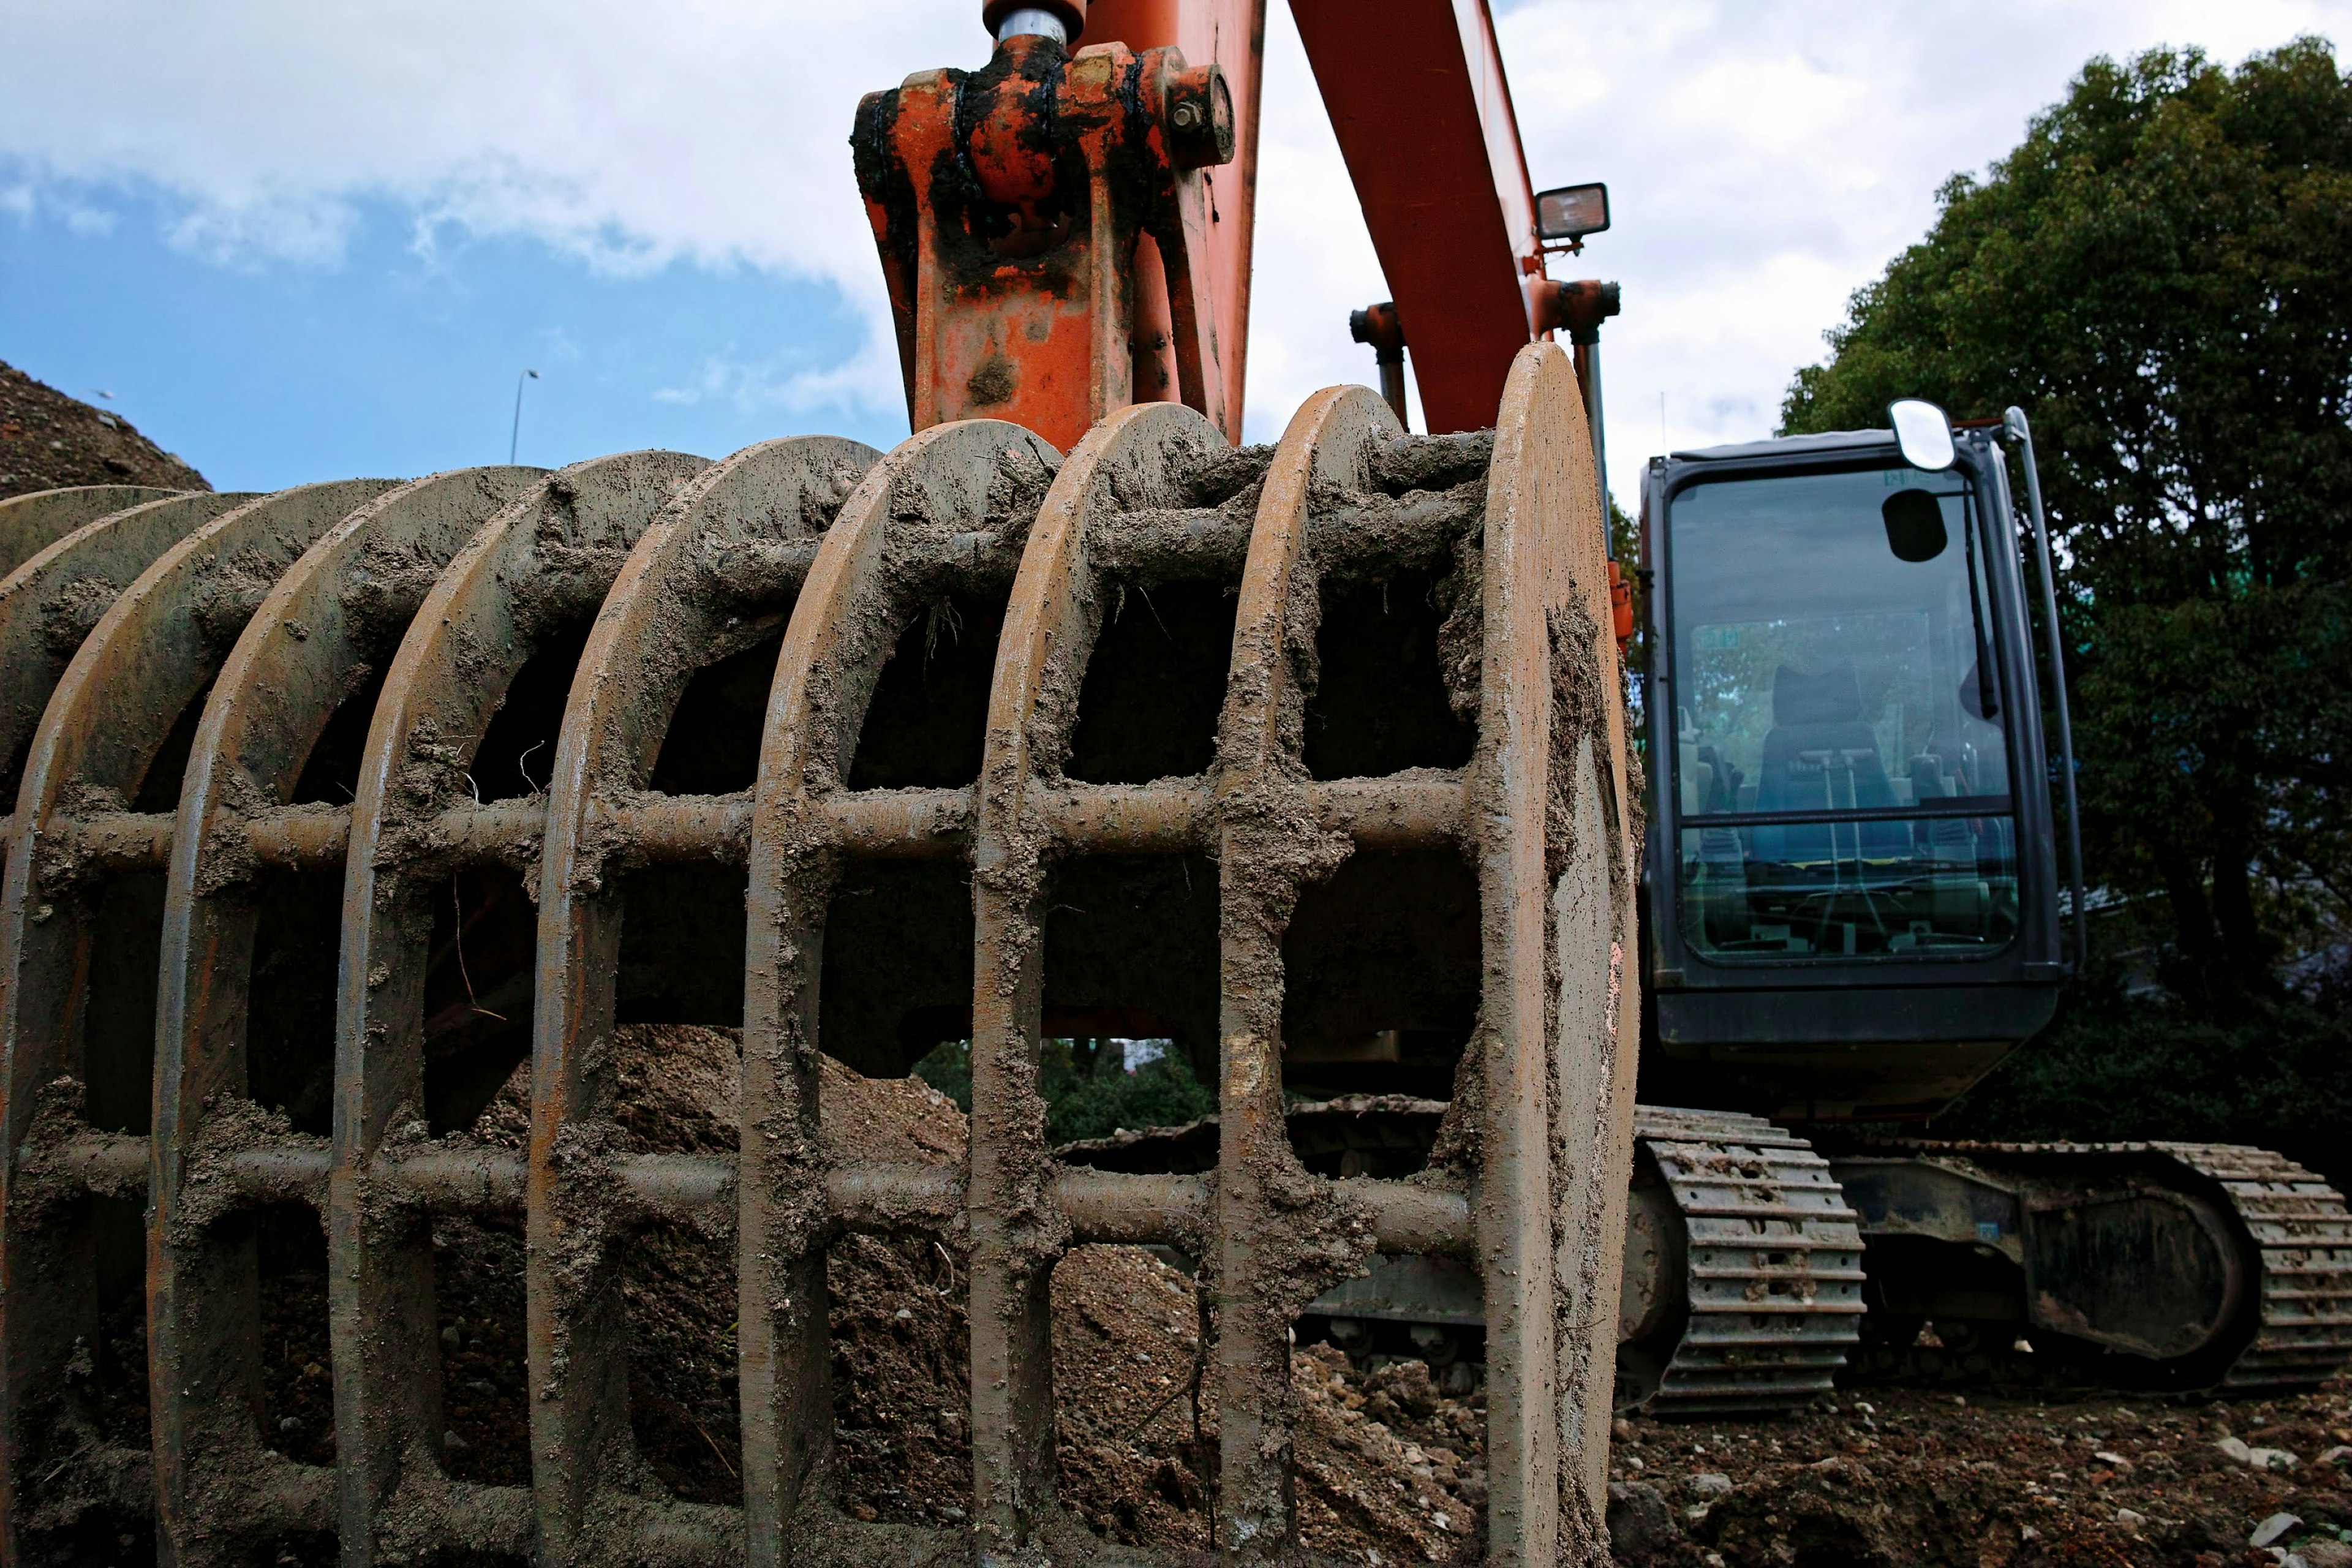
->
[64, 1133, 1480, 1261]
[57, 771, 1465, 884]
[1678, 797, 2013, 830]
[1055, 1169, 1208, 1244]
[49, 1132, 145, 1193]
[1340, 1176, 1476, 1259]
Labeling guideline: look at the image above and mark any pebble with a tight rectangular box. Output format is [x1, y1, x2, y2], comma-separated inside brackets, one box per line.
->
[2114, 1507, 2144, 1534]
[1691, 1472, 1733, 1496]
[2253, 1512, 2305, 1550]
[2219, 1435, 2301, 1471]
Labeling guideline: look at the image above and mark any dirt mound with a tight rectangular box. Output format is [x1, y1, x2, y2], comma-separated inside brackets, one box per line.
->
[441, 1023, 1488, 1558]
[0, 360, 208, 499]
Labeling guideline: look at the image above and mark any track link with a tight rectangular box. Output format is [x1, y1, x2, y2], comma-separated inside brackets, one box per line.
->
[2164, 1144, 2352, 1390]
[1632, 1107, 1865, 1417]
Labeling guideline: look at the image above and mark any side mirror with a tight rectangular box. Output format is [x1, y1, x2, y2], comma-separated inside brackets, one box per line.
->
[1535, 183, 1610, 242]
[1888, 398, 1956, 472]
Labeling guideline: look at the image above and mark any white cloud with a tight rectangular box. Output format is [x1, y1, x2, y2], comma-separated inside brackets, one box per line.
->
[1, 0, 2345, 486]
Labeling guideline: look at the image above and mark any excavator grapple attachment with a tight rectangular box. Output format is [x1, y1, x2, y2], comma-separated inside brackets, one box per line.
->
[0, 340, 1643, 1566]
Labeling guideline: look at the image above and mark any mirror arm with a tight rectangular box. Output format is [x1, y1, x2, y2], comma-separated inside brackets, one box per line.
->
[2005, 406, 2086, 972]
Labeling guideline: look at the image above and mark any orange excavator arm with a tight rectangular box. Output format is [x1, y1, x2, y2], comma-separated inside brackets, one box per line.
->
[1289, 0, 1541, 434]
[853, 0, 1609, 448]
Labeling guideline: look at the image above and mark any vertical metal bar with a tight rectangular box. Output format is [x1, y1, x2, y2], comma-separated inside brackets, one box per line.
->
[2002, 407, 2085, 968]
[968, 401, 1216, 1549]
[741, 419, 1043, 1562]
[1211, 383, 1394, 1556]
[1493, 343, 1642, 1547]
[1468, 353, 1562, 1559]
[322, 453, 703, 1568]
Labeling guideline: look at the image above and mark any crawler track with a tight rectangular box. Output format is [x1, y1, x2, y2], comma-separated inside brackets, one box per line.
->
[1844, 1139, 2352, 1394]
[1625, 1107, 1865, 1418]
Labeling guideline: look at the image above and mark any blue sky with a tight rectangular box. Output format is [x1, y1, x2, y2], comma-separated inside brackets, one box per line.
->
[4, 0, 2346, 499]
[3, 188, 886, 487]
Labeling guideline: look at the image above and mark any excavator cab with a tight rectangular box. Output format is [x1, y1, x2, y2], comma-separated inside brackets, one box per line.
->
[1637, 406, 2073, 1122]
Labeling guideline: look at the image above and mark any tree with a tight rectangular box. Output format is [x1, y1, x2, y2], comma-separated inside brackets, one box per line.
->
[1783, 39, 2352, 1003]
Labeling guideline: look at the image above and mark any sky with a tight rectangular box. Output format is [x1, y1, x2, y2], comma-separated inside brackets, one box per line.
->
[2, 1, 2346, 508]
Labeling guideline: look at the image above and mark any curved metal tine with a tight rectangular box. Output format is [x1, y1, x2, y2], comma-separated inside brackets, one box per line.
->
[530, 435, 877, 1549]
[1476, 341, 1640, 1558]
[0, 492, 252, 804]
[0, 478, 392, 1564]
[0, 486, 187, 579]
[1212, 385, 1396, 1553]
[325, 451, 707, 1566]
[145, 469, 541, 1567]
[965, 402, 1219, 1550]
[1477, 345, 1646, 1542]
[740, 418, 1053, 1563]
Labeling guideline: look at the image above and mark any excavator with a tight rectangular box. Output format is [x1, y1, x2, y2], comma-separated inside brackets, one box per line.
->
[0, 3, 2343, 1568]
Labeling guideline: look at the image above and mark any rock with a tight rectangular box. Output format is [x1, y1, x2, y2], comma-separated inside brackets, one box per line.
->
[1607, 1480, 1675, 1564]
[2114, 1507, 2144, 1534]
[2094, 1450, 2133, 1471]
[2303, 1541, 2352, 1568]
[1691, 1472, 1733, 1497]
[2320, 1446, 2352, 1466]
[1365, 1359, 1441, 1420]
[2253, 1513, 2305, 1550]
[2218, 1435, 2300, 1471]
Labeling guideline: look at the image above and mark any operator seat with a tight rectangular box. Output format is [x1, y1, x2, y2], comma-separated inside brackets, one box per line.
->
[1751, 665, 1905, 864]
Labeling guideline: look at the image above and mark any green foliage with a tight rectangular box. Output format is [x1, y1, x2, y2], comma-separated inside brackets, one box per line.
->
[1784, 37, 2352, 1003]
[911, 1038, 1215, 1147]
[1942, 964, 2352, 1194]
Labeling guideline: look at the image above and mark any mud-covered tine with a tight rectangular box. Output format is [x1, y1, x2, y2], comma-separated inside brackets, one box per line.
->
[964, 404, 1218, 1547]
[149, 469, 540, 1568]
[1210, 385, 1396, 1553]
[741, 422, 1018, 1561]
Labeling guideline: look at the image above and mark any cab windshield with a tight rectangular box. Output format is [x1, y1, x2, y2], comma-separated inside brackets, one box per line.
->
[1667, 463, 2018, 961]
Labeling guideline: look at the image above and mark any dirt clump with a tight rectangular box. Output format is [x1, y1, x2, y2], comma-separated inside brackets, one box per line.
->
[0, 360, 208, 499]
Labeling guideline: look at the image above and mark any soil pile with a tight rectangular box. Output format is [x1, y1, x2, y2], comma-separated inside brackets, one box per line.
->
[461, 1023, 1490, 1559]
[0, 360, 208, 499]
[1605, 1382, 2352, 1567]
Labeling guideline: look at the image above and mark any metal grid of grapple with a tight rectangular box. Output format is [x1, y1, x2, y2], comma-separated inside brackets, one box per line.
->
[0, 340, 1638, 1567]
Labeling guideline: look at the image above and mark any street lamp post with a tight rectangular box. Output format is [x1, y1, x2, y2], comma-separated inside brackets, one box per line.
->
[510, 369, 540, 465]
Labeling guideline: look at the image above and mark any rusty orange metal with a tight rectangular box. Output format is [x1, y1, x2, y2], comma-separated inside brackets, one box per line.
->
[853, 18, 1249, 451]
[1289, 0, 1542, 434]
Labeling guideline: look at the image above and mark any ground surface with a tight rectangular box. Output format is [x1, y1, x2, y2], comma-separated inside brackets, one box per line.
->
[1605, 1382, 2352, 1568]
[0, 360, 208, 498]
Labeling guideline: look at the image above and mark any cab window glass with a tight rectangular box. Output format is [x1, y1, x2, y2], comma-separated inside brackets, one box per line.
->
[1667, 465, 2018, 961]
